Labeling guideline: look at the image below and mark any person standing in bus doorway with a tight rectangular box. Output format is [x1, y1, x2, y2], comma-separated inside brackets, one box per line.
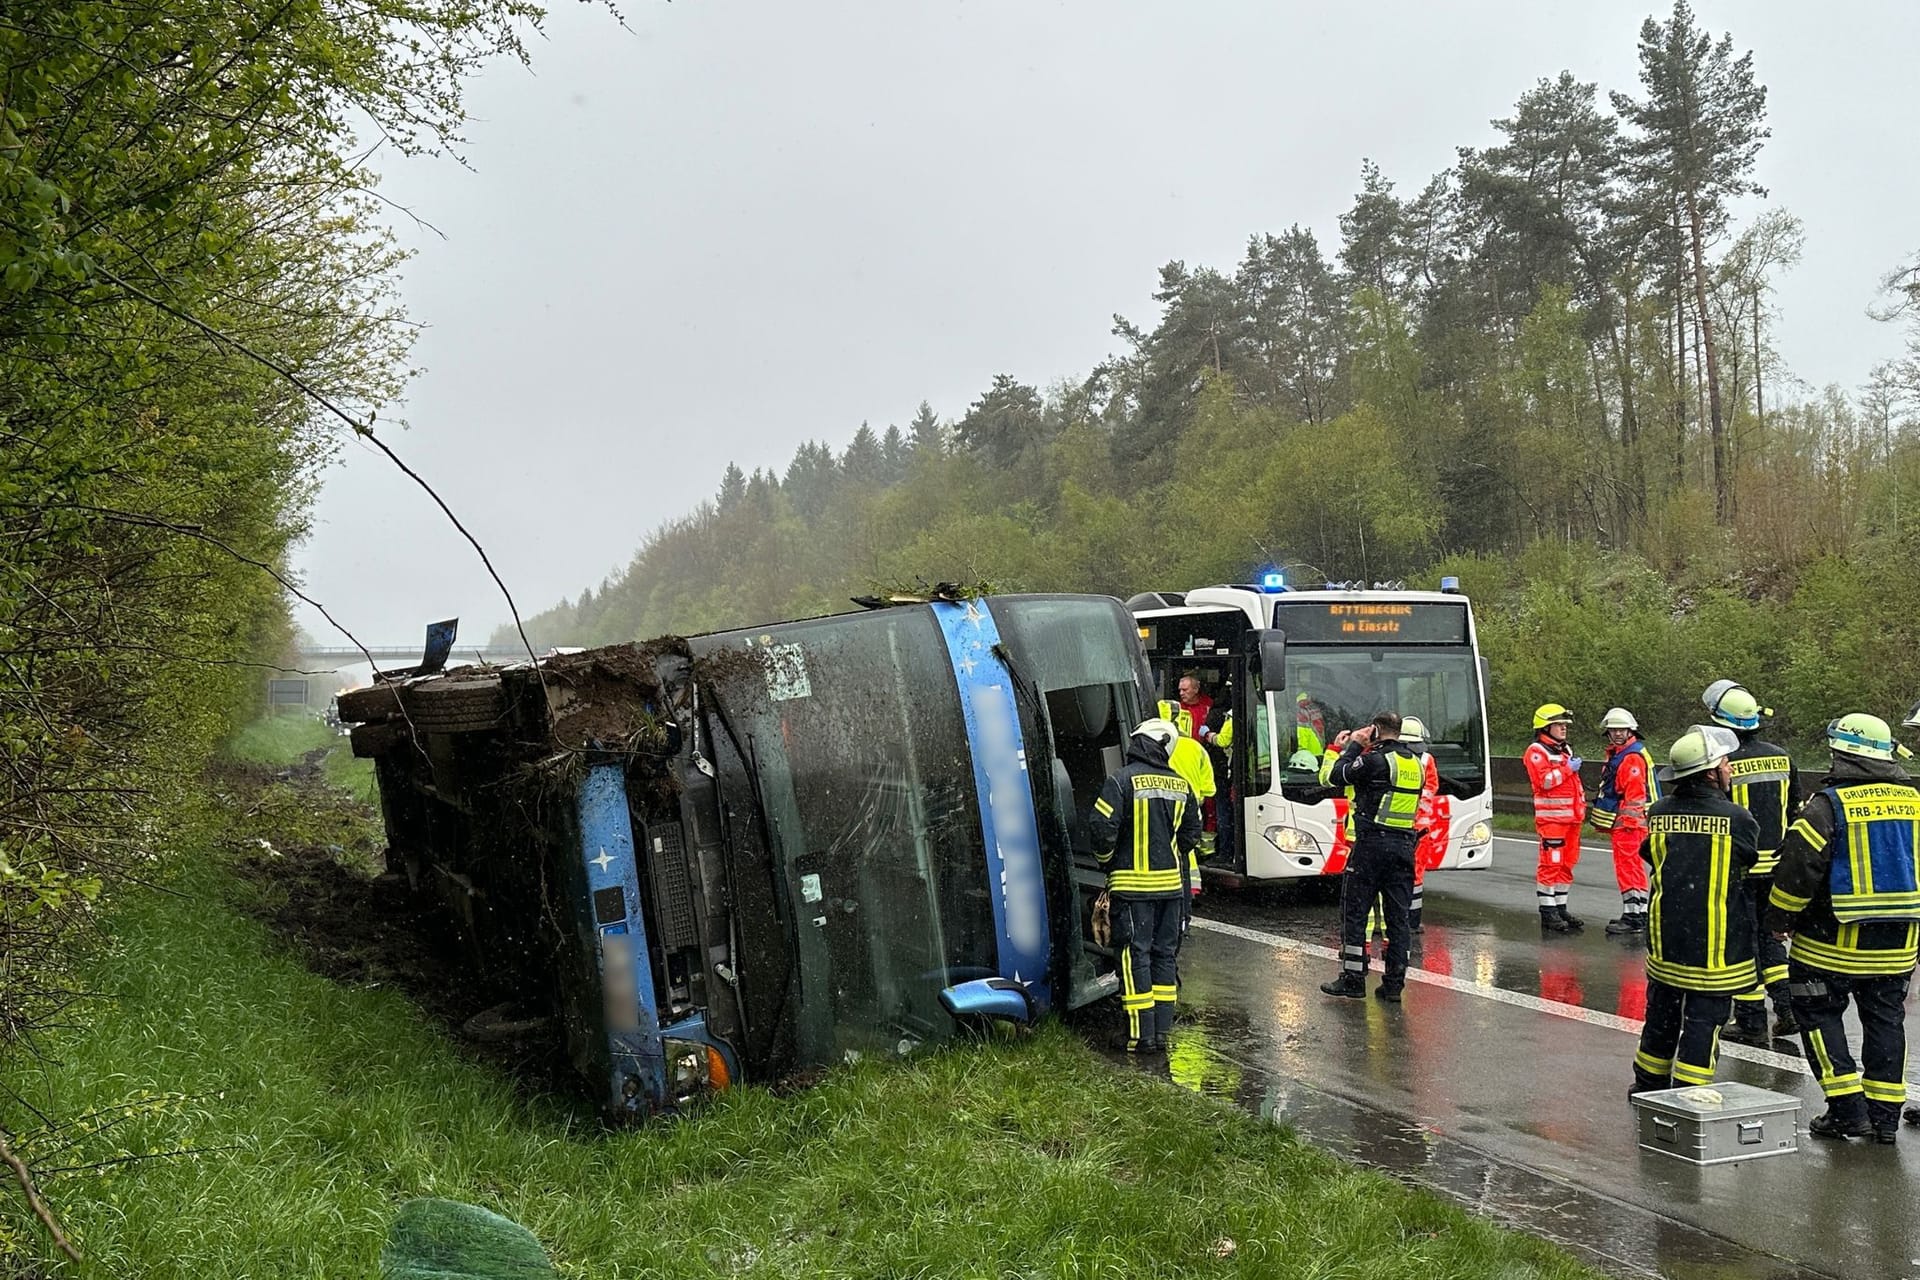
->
[1526, 704, 1587, 933]
[1702, 680, 1803, 1047]
[1089, 719, 1203, 1054]
[1177, 674, 1213, 742]
[1592, 708, 1657, 937]
[1630, 725, 1757, 1096]
[1320, 712, 1424, 1003]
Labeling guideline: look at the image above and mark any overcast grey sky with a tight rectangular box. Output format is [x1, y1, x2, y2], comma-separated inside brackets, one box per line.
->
[291, 0, 1920, 649]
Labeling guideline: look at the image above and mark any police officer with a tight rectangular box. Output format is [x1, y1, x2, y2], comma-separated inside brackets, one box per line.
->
[1766, 713, 1920, 1143]
[1630, 725, 1757, 1095]
[1089, 718, 1203, 1054]
[1702, 680, 1802, 1046]
[1319, 711, 1425, 1003]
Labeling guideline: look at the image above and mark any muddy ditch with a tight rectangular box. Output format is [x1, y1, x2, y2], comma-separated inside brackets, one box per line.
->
[219, 763, 579, 1100]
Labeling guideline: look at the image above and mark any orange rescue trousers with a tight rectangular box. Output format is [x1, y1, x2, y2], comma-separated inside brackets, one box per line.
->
[1535, 822, 1580, 917]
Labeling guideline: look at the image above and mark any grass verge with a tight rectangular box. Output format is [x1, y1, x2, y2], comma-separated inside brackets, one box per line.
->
[0, 736, 1602, 1279]
[225, 713, 374, 797]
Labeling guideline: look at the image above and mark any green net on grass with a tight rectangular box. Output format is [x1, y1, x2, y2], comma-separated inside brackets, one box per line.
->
[381, 1199, 556, 1280]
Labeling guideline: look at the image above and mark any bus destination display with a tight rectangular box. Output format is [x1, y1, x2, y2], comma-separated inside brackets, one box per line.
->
[1271, 600, 1468, 644]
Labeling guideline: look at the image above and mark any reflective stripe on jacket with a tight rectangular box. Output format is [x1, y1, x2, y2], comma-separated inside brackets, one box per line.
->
[1524, 736, 1586, 826]
[1592, 738, 1657, 831]
[1768, 762, 1920, 976]
[1641, 780, 1761, 992]
[1726, 739, 1798, 875]
[1089, 741, 1202, 898]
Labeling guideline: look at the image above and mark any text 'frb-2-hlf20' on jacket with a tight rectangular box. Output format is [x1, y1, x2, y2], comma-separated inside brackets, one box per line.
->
[1090, 735, 1202, 900]
[1639, 777, 1761, 992]
[1766, 756, 1920, 977]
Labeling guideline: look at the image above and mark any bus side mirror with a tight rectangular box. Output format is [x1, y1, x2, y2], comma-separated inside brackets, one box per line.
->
[939, 977, 1036, 1026]
[1257, 630, 1288, 691]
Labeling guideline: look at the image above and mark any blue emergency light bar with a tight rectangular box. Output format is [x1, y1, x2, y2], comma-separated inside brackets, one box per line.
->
[1259, 570, 1288, 593]
[1440, 576, 1461, 594]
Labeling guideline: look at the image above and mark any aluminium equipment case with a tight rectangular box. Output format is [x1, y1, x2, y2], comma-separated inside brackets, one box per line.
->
[1630, 1083, 1801, 1165]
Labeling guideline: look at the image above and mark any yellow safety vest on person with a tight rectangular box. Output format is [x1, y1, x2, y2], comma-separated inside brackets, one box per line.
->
[1372, 750, 1425, 830]
[1157, 701, 1215, 882]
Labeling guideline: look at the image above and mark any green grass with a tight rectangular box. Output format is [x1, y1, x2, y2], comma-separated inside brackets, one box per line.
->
[225, 713, 375, 797]
[0, 855, 1600, 1280]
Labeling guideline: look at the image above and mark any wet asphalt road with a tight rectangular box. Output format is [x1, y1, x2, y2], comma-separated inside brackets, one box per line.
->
[1161, 833, 1920, 1280]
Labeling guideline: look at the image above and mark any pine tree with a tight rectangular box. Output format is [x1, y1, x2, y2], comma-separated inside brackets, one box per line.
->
[717, 462, 747, 512]
[908, 400, 946, 456]
[1612, 0, 1769, 520]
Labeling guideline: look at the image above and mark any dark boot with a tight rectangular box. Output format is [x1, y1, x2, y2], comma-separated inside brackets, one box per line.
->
[1541, 910, 1575, 934]
[1604, 914, 1647, 936]
[1771, 1006, 1800, 1038]
[1903, 1105, 1920, 1128]
[1556, 906, 1585, 931]
[1374, 980, 1404, 1003]
[1810, 1097, 1872, 1140]
[1320, 972, 1367, 999]
[1723, 1021, 1770, 1049]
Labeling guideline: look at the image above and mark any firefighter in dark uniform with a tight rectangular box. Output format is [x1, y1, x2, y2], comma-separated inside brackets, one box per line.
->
[1701, 680, 1803, 1046]
[1629, 724, 1758, 1095]
[1319, 711, 1424, 1003]
[1765, 713, 1920, 1143]
[1089, 718, 1202, 1054]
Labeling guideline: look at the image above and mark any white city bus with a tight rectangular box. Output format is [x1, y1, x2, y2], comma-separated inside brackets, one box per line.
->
[1128, 576, 1494, 883]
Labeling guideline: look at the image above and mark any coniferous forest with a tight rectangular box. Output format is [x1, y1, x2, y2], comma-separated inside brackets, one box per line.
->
[512, 4, 1920, 749]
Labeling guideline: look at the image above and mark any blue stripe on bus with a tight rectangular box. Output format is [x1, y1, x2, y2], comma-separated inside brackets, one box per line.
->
[931, 600, 1052, 1008]
[576, 762, 665, 1112]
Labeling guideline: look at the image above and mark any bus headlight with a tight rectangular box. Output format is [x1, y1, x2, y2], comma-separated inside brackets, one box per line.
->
[1465, 821, 1492, 846]
[663, 1039, 733, 1101]
[1263, 825, 1321, 856]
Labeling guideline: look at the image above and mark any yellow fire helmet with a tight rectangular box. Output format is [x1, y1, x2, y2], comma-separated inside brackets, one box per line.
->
[1600, 707, 1638, 731]
[1399, 715, 1428, 743]
[1827, 713, 1897, 762]
[1666, 724, 1741, 780]
[1533, 703, 1574, 730]
[1702, 679, 1767, 732]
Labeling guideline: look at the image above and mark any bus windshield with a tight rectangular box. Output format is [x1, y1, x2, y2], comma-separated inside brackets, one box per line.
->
[1281, 646, 1486, 787]
[698, 607, 1000, 1065]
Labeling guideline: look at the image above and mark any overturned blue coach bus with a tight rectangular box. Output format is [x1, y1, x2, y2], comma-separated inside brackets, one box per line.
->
[341, 594, 1157, 1115]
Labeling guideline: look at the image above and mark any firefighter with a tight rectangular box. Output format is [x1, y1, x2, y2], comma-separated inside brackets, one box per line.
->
[1702, 680, 1802, 1046]
[1089, 718, 1204, 1054]
[1525, 704, 1587, 932]
[1319, 711, 1425, 1003]
[1592, 708, 1657, 936]
[1630, 724, 1758, 1095]
[1157, 697, 1216, 882]
[1765, 713, 1920, 1143]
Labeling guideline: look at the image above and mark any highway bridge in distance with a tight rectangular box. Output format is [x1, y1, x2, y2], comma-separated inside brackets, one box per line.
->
[269, 641, 537, 710]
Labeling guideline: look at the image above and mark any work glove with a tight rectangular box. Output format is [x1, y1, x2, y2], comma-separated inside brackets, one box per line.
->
[1567, 755, 1584, 773]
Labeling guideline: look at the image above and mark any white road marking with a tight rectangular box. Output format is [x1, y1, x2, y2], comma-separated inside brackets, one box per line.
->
[1190, 916, 1811, 1076]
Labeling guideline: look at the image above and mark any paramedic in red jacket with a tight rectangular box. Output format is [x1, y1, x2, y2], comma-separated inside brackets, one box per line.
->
[1592, 707, 1657, 937]
[1526, 704, 1587, 932]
